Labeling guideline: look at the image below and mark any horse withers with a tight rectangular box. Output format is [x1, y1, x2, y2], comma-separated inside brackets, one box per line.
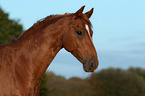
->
[0, 6, 98, 96]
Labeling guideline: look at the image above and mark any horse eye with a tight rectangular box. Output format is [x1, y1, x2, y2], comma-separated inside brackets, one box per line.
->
[76, 30, 82, 35]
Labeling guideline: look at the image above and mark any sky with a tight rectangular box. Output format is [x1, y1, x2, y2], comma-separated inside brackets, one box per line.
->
[0, 0, 145, 78]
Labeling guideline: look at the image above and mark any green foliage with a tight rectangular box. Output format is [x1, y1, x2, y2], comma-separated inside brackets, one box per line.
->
[128, 67, 145, 80]
[0, 8, 23, 44]
[88, 68, 145, 96]
[40, 74, 49, 96]
[40, 72, 94, 96]
[46, 77, 94, 96]
[40, 68, 145, 96]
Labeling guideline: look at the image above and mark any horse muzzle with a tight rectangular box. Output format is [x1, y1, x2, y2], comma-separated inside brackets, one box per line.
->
[83, 59, 99, 72]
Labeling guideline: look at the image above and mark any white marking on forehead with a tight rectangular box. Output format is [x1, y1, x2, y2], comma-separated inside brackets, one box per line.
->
[85, 24, 91, 37]
[85, 24, 93, 44]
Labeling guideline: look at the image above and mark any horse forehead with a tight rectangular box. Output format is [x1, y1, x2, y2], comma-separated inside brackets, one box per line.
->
[85, 24, 91, 37]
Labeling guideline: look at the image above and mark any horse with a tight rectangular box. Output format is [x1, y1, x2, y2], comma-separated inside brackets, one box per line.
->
[0, 6, 99, 96]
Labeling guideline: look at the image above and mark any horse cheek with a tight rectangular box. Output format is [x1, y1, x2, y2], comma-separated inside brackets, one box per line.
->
[63, 34, 76, 52]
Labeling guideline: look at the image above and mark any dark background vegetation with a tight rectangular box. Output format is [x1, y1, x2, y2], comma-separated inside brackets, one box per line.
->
[40, 68, 145, 96]
[1, 8, 145, 96]
[0, 8, 23, 44]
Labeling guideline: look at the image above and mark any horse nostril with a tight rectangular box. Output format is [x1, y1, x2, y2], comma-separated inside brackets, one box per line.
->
[91, 62, 94, 68]
[90, 60, 95, 68]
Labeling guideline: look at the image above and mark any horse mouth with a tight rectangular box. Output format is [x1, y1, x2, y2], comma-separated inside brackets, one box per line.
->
[83, 59, 98, 72]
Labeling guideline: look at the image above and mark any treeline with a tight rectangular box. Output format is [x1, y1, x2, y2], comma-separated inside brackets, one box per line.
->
[40, 68, 145, 96]
[0, 8, 23, 44]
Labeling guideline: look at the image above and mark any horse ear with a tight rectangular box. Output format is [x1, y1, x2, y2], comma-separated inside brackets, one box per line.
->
[85, 8, 94, 18]
[75, 5, 85, 17]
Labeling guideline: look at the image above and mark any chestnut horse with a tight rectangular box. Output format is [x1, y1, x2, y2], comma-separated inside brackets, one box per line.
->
[0, 6, 98, 96]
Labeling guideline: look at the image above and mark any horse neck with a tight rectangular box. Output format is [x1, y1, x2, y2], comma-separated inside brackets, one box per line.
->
[15, 16, 68, 86]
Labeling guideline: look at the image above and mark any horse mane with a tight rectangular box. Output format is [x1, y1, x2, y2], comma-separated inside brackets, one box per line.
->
[18, 14, 67, 38]
[18, 13, 92, 38]
[27, 15, 65, 31]
[27, 13, 92, 31]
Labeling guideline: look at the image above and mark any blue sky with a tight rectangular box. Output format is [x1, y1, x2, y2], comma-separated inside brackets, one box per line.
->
[0, 0, 145, 78]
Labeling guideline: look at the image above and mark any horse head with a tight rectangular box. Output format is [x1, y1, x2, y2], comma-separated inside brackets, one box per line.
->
[62, 6, 99, 72]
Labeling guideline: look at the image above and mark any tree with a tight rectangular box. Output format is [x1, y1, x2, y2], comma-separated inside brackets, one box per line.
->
[128, 67, 145, 80]
[40, 74, 49, 96]
[40, 72, 95, 96]
[46, 76, 94, 96]
[88, 68, 145, 96]
[0, 8, 23, 44]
